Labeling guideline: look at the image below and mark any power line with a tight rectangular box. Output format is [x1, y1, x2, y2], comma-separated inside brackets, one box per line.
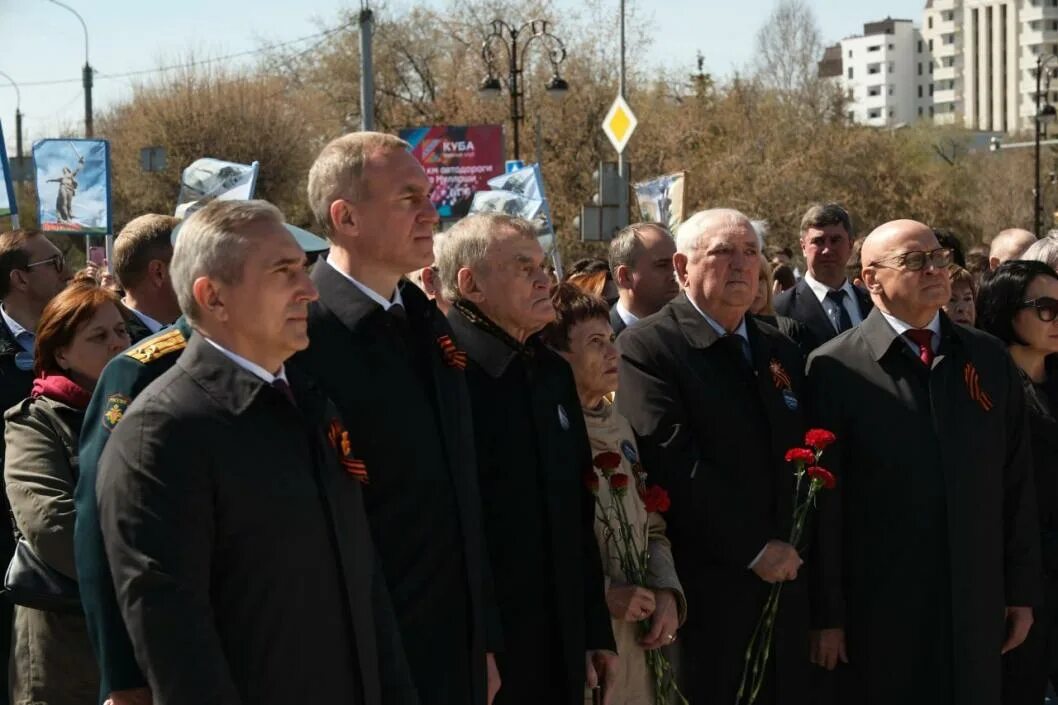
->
[2, 20, 354, 89]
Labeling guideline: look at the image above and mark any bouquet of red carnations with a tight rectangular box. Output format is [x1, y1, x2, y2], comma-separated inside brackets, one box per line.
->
[735, 429, 838, 705]
[587, 451, 688, 705]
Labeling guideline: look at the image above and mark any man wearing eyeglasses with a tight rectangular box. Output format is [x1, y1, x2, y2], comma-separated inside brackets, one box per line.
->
[805, 220, 1040, 705]
[775, 204, 873, 350]
[0, 228, 69, 705]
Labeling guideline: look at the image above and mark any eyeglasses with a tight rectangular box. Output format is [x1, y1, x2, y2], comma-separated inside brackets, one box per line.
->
[869, 247, 953, 272]
[25, 254, 64, 274]
[1020, 296, 1058, 322]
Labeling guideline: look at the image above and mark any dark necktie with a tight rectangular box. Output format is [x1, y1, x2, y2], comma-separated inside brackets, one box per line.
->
[903, 329, 935, 367]
[825, 289, 854, 334]
[272, 377, 297, 407]
[719, 333, 753, 369]
[387, 303, 406, 321]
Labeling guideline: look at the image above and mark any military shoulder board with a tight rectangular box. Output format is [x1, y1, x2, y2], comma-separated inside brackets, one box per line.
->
[124, 328, 187, 364]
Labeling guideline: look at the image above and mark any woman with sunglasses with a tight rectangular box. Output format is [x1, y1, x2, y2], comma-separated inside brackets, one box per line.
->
[977, 259, 1058, 705]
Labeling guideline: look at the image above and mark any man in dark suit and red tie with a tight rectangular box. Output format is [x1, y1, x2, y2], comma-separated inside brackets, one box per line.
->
[805, 219, 1041, 705]
[774, 203, 872, 349]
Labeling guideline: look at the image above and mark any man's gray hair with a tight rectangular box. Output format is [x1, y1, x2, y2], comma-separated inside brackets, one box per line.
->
[436, 213, 537, 303]
[307, 131, 409, 237]
[1022, 234, 1058, 270]
[608, 222, 670, 275]
[675, 208, 753, 254]
[170, 199, 285, 325]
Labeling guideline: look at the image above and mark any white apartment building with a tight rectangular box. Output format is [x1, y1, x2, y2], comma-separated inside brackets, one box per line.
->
[821, 18, 922, 127]
[821, 1, 1058, 134]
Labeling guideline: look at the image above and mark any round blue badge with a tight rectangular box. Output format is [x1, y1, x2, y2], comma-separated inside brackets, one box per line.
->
[620, 440, 638, 463]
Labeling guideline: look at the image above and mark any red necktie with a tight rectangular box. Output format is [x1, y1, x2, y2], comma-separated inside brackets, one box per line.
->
[903, 329, 935, 367]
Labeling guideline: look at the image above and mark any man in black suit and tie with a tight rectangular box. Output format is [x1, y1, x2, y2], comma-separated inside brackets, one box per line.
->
[774, 203, 872, 348]
[295, 132, 499, 705]
[608, 222, 679, 336]
[96, 199, 415, 705]
[617, 208, 814, 705]
[111, 214, 182, 344]
[805, 219, 1040, 705]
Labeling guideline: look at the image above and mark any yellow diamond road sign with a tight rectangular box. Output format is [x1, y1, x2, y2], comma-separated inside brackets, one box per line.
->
[602, 95, 637, 154]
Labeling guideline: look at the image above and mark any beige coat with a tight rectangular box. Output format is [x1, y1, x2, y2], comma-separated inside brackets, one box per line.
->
[583, 399, 687, 705]
[4, 394, 98, 705]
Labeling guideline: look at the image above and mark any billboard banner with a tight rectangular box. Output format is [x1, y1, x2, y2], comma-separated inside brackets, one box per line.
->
[34, 139, 111, 234]
[400, 124, 504, 220]
[485, 163, 556, 254]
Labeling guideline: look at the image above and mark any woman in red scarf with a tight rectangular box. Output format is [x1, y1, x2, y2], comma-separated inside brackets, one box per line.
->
[4, 281, 130, 705]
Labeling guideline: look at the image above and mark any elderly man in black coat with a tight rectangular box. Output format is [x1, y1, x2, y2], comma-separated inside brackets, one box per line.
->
[616, 208, 813, 705]
[436, 213, 618, 705]
[805, 219, 1041, 705]
[96, 200, 415, 705]
[293, 132, 498, 705]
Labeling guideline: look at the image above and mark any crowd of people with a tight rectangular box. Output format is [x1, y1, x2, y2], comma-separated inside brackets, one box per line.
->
[0, 130, 1052, 705]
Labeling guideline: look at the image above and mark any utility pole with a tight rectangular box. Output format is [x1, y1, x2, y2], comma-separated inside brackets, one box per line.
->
[617, 0, 628, 225]
[45, 1, 93, 137]
[359, 2, 375, 131]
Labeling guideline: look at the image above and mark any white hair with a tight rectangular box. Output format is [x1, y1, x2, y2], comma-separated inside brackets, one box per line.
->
[1022, 234, 1058, 271]
[436, 213, 537, 302]
[170, 199, 286, 325]
[750, 219, 768, 249]
[675, 208, 754, 254]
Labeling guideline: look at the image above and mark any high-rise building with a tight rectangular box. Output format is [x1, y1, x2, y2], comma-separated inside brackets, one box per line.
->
[821, 1, 1058, 134]
[820, 18, 922, 127]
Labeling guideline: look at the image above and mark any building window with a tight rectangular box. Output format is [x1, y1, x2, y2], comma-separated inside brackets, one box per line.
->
[918, 85, 924, 97]
[889, 109, 894, 117]
[848, 67, 854, 79]
[918, 40, 924, 52]
[930, 106, 935, 117]
[869, 45, 881, 52]
[848, 50, 853, 58]
[928, 16, 933, 29]
[918, 62, 923, 75]
[929, 62, 933, 74]
[929, 39, 934, 51]
[943, 34, 954, 45]
[868, 86, 881, 97]
[848, 111, 855, 121]
[930, 84, 934, 96]
[889, 85, 894, 96]
[868, 108, 882, 119]
[919, 106, 924, 116]
[888, 43, 895, 50]
[868, 65, 881, 75]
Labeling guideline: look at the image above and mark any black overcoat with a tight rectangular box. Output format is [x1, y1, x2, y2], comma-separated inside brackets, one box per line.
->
[616, 293, 813, 705]
[293, 262, 496, 705]
[447, 306, 614, 705]
[96, 336, 415, 705]
[805, 309, 1041, 705]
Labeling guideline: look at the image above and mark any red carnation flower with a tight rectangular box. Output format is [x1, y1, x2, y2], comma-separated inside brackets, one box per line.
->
[584, 468, 600, 495]
[640, 484, 672, 513]
[609, 473, 630, 495]
[784, 448, 816, 464]
[593, 451, 623, 477]
[804, 428, 837, 451]
[806, 465, 837, 490]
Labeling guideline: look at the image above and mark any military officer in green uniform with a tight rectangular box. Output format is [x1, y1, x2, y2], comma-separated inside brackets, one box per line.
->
[73, 222, 328, 705]
[74, 318, 192, 705]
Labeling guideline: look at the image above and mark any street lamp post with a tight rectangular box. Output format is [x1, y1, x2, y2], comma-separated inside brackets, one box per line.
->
[479, 19, 569, 162]
[1035, 53, 1058, 237]
[0, 71, 23, 160]
[44, 0, 93, 137]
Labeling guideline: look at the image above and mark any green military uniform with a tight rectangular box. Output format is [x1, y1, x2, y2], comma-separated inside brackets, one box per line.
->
[73, 318, 192, 703]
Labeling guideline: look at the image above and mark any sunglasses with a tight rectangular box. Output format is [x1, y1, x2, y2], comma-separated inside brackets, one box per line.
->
[869, 247, 953, 272]
[25, 254, 65, 274]
[1020, 297, 1058, 322]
